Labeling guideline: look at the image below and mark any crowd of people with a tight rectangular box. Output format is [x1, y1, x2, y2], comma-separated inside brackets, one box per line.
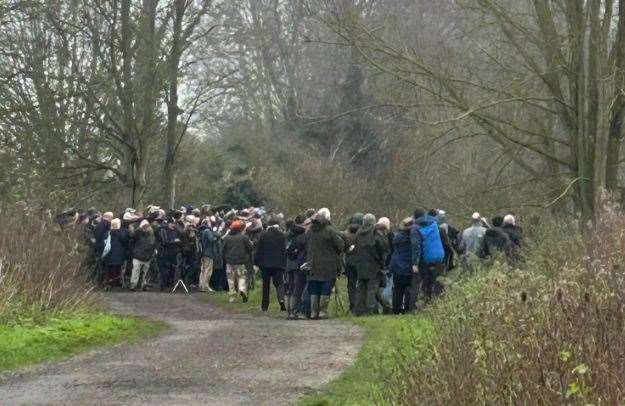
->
[59, 204, 523, 319]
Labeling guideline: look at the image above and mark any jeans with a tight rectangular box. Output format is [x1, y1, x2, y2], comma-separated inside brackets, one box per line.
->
[392, 273, 419, 314]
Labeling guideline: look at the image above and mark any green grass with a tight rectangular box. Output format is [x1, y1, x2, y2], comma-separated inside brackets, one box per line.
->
[0, 312, 167, 372]
[202, 275, 436, 405]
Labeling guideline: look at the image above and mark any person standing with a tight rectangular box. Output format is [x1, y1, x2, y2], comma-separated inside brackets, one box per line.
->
[353, 214, 389, 316]
[285, 216, 308, 319]
[306, 208, 345, 319]
[342, 213, 363, 313]
[411, 208, 445, 302]
[129, 219, 156, 291]
[157, 218, 180, 291]
[102, 218, 129, 288]
[254, 216, 287, 312]
[198, 218, 218, 292]
[479, 216, 513, 261]
[222, 220, 253, 303]
[459, 212, 487, 269]
[390, 217, 418, 314]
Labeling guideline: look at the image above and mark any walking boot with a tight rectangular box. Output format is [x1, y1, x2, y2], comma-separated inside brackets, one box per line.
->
[310, 295, 321, 320]
[319, 295, 330, 319]
[290, 295, 301, 320]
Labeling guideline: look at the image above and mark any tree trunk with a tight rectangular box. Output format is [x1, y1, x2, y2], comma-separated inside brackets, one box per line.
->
[163, 0, 185, 210]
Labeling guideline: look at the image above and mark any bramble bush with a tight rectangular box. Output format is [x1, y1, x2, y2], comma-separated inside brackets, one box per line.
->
[389, 199, 625, 404]
[0, 205, 93, 324]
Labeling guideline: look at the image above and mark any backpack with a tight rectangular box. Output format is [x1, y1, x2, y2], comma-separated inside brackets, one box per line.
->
[419, 221, 445, 264]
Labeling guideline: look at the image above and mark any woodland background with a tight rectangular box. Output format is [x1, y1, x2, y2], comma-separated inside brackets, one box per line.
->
[3, 0, 625, 222]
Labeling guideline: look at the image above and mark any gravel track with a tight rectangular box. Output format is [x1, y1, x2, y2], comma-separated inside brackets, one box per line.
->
[0, 292, 363, 405]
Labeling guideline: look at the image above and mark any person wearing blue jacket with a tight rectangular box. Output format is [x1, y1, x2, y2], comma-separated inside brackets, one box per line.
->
[411, 208, 445, 302]
[199, 218, 218, 292]
[390, 217, 417, 314]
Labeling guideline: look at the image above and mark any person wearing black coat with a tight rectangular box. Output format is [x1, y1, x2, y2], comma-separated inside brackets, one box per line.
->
[479, 216, 513, 261]
[254, 217, 287, 312]
[157, 220, 181, 291]
[285, 216, 308, 319]
[103, 218, 129, 288]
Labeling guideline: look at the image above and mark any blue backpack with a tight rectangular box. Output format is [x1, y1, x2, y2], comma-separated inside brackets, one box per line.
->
[419, 221, 445, 264]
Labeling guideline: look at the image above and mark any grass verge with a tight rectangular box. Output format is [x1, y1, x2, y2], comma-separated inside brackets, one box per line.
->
[0, 312, 166, 372]
[300, 315, 434, 406]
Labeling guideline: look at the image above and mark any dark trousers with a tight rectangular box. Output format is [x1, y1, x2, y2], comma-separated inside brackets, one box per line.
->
[307, 280, 333, 296]
[104, 264, 122, 287]
[261, 268, 285, 311]
[345, 264, 358, 311]
[420, 262, 444, 301]
[182, 252, 199, 286]
[210, 266, 229, 291]
[285, 269, 307, 301]
[355, 276, 380, 316]
[158, 257, 176, 290]
[392, 274, 419, 314]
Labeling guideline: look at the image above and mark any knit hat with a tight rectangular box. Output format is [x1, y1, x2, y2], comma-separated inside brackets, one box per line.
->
[350, 212, 364, 226]
[111, 218, 121, 230]
[377, 217, 391, 230]
[399, 217, 414, 231]
[124, 208, 136, 214]
[230, 220, 245, 232]
[362, 213, 376, 226]
[317, 208, 331, 221]
[503, 214, 516, 226]
[123, 212, 139, 222]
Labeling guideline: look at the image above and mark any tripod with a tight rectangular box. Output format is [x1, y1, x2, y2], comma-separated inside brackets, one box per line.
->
[171, 278, 190, 294]
[171, 258, 190, 294]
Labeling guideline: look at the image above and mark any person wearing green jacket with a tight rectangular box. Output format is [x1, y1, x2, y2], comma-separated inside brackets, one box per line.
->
[306, 208, 345, 319]
[353, 213, 390, 316]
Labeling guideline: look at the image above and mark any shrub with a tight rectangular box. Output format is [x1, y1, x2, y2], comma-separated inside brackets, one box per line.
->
[389, 201, 625, 404]
[0, 205, 94, 324]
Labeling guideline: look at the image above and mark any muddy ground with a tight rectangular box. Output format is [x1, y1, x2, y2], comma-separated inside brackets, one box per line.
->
[0, 292, 363, 405]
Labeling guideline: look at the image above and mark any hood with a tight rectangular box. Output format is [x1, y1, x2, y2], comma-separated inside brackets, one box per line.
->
[486, 227, 507, 238]
[290, 223, 306, 236]
[311, 218, 329, 232]
[357, 223, 375, 236]
[415, 215, 437, 227]
[349, 212, 364, 226]
[434, 212, 447, 225]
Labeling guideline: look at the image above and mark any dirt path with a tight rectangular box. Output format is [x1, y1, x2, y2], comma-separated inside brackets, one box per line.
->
[0, 292, 363, 405]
